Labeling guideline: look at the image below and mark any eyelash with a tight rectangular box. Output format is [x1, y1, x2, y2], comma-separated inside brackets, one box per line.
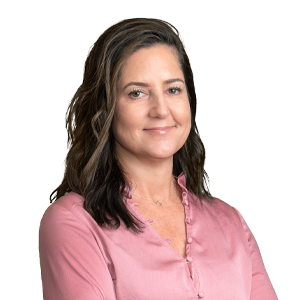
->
[128, 86, 182, 99]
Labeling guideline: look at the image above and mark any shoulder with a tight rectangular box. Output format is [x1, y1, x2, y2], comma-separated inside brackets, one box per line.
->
[207, 197, 240, 217]
[189, 194, 254, 253]
[42, 192, 84, 220]
[39, 192, 107, 265]
[189, 191, 237, 215]
[40, 192, 85, 223]
[39, 192, 98, 243]
[189, 193, 244, 230]
[210, 197, 244, 223]
[48, 191, 85, 212]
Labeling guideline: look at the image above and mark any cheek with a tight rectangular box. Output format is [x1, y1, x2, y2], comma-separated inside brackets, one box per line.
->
[112, 103, 125, 140]
[179, 100, 192, 128]
[179, 101, 192, 141]
[112, 104, 139, 141]
[113, 100, 126, 125]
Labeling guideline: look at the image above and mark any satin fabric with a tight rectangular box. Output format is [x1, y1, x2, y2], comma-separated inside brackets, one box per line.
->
[39, 173, 277, 299]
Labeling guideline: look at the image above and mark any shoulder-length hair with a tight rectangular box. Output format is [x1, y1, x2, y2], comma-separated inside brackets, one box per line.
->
[50, 18, 212, 232]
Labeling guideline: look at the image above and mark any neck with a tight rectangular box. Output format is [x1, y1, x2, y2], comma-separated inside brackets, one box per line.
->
[117, 152, 176, 202]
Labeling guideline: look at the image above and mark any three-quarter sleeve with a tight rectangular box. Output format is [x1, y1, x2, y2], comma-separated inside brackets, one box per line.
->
[39, 203, 117, 300]
[234, 209, 278, 300]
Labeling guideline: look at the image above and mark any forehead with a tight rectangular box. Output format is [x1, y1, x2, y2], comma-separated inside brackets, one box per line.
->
[117, 45, 183, 85]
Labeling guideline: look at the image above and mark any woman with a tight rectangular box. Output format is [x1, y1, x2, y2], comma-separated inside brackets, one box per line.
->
[39, 18, 277, 299]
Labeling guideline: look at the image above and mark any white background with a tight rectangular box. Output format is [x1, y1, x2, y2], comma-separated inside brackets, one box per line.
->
[1, 1, 299, 299]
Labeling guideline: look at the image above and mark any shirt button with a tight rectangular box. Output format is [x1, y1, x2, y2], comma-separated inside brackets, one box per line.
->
[182, 192, 187, 197]
[186, 256, 193, 262]
[198, 291, 205, 298]
[185, 219, 190, 224]
[187, 237, 193, 244]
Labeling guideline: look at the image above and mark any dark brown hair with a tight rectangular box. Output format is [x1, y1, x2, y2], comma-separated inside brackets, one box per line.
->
[50, 18, 212, 231]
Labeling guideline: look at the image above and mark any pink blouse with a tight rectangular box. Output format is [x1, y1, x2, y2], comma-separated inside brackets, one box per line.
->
[39, 173, 277, 299]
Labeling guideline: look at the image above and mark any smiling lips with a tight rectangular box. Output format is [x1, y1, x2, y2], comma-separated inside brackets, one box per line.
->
[144, 126, 174, 134]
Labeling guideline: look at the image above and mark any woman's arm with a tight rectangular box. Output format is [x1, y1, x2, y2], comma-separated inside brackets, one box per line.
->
[39, 202, 117, 300]
[235, 209, 278, 300]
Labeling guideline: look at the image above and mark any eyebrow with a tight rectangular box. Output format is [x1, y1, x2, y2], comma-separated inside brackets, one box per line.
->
[122, 78, 185, 90]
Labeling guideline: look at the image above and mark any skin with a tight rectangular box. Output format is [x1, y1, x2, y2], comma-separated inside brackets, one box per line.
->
[112, 45, 191, 257]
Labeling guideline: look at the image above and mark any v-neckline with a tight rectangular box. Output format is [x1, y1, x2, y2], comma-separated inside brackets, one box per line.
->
[129, 200, 188, 261]
[125, 175, 191, 261]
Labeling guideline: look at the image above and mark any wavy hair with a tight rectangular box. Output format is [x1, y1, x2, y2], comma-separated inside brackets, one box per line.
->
[50, 18, 212, 232]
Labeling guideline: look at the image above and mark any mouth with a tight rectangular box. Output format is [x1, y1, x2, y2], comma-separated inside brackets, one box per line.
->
[143, 126, 175, 134]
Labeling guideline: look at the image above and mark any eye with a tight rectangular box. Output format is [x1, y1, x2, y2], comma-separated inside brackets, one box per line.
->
[168, 87, 181, 95]
[128, 89, 144, 99]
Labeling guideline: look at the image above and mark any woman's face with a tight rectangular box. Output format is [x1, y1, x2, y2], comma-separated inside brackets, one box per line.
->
[112, 45, 191, 163]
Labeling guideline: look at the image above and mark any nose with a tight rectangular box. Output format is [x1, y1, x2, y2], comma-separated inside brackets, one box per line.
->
[148, 92, 170, 119]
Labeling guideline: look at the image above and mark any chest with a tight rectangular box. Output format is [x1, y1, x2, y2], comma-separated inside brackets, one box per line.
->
[133, 199, 187, 257]
[100, 202, 252, 300]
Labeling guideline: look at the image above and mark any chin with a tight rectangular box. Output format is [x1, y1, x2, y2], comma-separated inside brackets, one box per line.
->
[142, 147, 178, 160]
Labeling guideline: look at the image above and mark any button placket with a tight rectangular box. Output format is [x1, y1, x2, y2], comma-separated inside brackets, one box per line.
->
[187, 261, 194, 279]
[181, 187, 202, 298]
[197, 291, 205, 298]
[177, 173, 202, 298]
[182, 190, 194, 281]
[186, 256, 193, 262]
